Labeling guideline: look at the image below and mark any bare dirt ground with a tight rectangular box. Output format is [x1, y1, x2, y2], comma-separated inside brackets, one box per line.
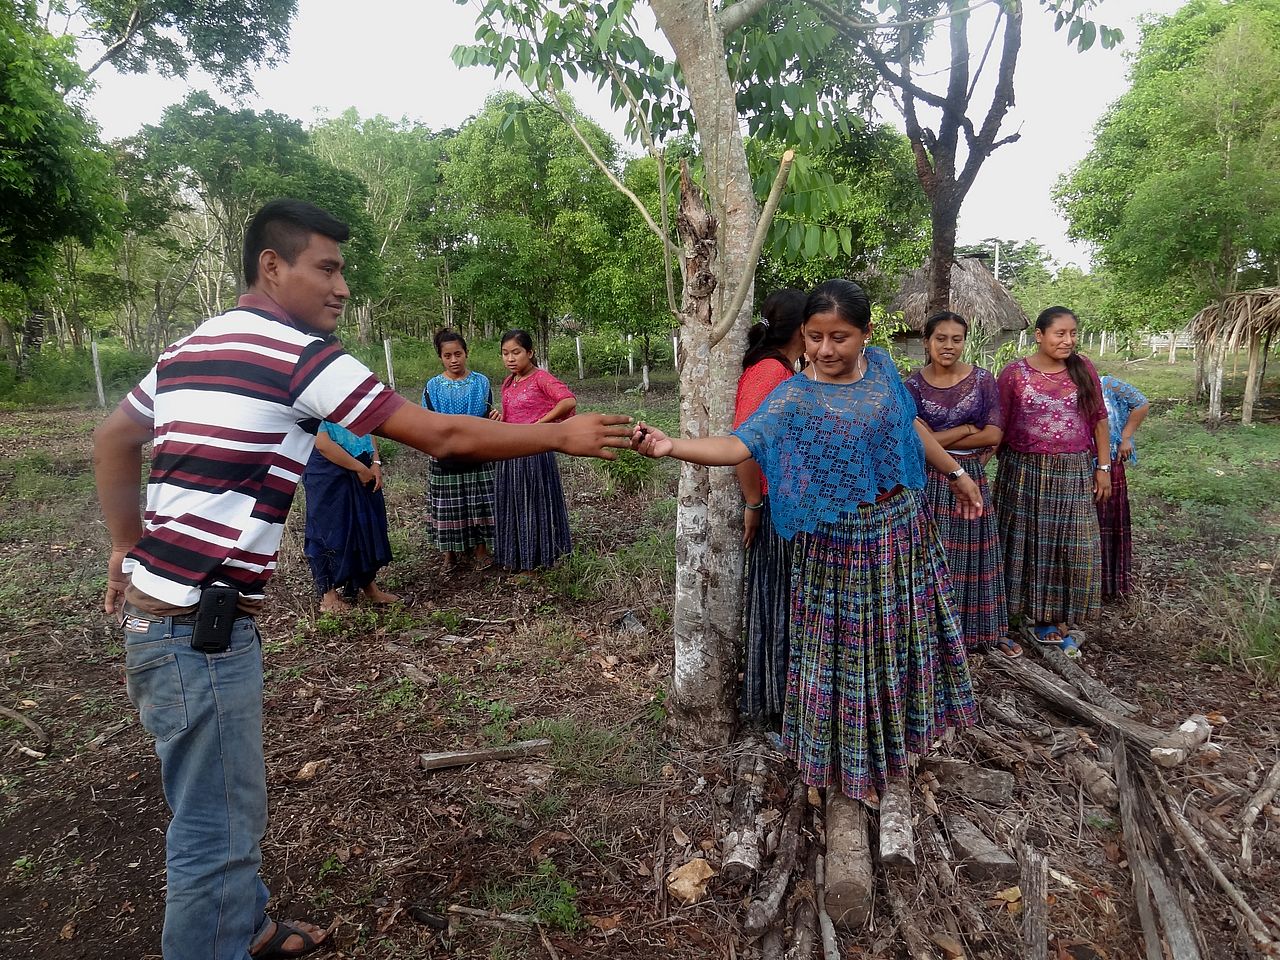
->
[0, 379, 1277, 959]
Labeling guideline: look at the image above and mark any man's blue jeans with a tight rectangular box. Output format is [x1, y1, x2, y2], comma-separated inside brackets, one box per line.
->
[123, 612, 272, 960]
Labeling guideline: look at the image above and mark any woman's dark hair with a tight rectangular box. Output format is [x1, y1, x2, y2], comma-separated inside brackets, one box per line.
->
[923, 310, 969, 341]
[804, 279, 871, 331]
[743, 288, 806, 370]
[500, 329, 536, 386]
[434, 329, 468, 356]
[1036, 306, 1100, 420]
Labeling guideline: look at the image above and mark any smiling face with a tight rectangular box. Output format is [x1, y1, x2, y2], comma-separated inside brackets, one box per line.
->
[1035, 312, 1078, 362]
[259, 233, 350, 335]
[439, 340, 469, 378]
[501, 340, 535, 377]
[927, 319, 968, 370]
[803, 310, 872, 382]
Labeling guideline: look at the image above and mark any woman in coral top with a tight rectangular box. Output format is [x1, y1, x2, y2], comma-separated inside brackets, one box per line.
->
[734, 289, 806, 722]
[994, 307, 1110, 651]
[493, 329, 576, 570]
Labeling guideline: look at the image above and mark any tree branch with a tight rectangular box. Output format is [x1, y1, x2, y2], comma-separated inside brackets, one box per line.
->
[718, 0, 773, 36]
[542, 93, 678, 256]
[708, 149, 794, 348]
[957, 1, 1024, 196]
[83, 2, 147, 80]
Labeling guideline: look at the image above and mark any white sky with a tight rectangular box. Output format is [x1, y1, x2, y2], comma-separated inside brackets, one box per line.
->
[82, 0, 1185, 269]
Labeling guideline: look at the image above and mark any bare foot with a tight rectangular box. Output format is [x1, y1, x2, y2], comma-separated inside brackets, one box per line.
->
[250, 917, 328, 957]
[361, 583, 400, 605]
[319, 591, 349, 614]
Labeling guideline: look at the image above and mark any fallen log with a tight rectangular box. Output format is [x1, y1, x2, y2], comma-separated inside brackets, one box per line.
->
[1024, 636, 1140, 716]
[745, 781, 808, 938]
[814, 854, 840, 960]
[966, 726, 1028, 771]
[419, 738, 553, 772]
[944, 814, 1019, 884]
[761, 929, 784, 960]
[824, 790, 873, 929]
[1060, 750, 1119, 810]
[920, 820, 988, 939]
[878, 779, 915, 878]
[989, 656, 1164, 753]
[1018, 839, 1049, 960]
[1115, 744, 1205, 960]
[787, 848, 818, 960]
[1240, 756, 1280, 871]
[1150, 715, 1212, 768]
[979, 695, 1054, 742]
[919, 756, 1014, 805]
[722, 750, 769, 883]
[886, 880, 933, 960]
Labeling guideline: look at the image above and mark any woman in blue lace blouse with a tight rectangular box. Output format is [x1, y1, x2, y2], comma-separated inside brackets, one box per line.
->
[633, 279, 982, 801]
[1098, 375, 1149, 599]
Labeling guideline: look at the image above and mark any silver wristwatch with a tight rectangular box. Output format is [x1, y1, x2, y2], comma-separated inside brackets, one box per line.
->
[946, 467, 966, 482]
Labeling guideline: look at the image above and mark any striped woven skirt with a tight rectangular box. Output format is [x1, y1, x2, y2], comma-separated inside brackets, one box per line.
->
[741, 497, 792, 721]
[783, 488, 977, 801]
[428, 459, 495, 553]
[1097, 457, 1132, 600]
[494, 452, 572, 570]
[922, 454, 1008, 651]
[994, 449, 1100, 626]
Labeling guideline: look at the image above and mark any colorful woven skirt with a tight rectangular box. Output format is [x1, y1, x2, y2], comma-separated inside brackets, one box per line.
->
[302, 451, 393, 597]
[428, 459, 495, 553]
[993, 449, 1100, 626]
[783, 488, 977, 801]
[922, 454, 1008, 651]
[494, 452, 572, 570]
[741, 498, 792, 720]
[1097, 457, 1132, 600]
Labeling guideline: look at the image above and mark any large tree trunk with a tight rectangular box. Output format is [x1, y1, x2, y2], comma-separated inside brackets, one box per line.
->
[1241, 332, 1261, 426]
[651, 0, 761, 746]
[927, 193, 961, 315]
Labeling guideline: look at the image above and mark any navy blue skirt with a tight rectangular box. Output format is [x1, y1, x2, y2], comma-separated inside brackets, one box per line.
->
[494, 452, 572, 570]
[302, 451, 393, 596]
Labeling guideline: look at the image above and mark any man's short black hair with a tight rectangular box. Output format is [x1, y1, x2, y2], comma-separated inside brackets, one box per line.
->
[243, 199, 350, 286]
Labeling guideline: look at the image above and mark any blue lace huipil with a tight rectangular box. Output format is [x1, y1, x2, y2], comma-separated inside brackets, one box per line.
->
[422, 370, 493, 417]
[733, 346, 926, 541]
[1101, 375, 1148, 463]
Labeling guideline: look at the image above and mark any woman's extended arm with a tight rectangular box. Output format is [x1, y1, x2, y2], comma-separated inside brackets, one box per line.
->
[632, 423, 752, 466]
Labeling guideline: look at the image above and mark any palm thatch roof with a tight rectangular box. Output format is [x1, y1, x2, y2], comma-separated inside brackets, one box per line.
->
[1189, 287, 1280, 348]
[890, 257, 1028, 337]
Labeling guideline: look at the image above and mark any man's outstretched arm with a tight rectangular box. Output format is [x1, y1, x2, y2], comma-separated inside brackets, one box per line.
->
[374, 404, 632, 461]
[93, 406, 153, 614]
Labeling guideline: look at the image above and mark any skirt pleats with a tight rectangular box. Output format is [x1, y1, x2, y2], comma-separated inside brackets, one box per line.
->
[494, 452, 572, 570]
[783, 489, 977, 800]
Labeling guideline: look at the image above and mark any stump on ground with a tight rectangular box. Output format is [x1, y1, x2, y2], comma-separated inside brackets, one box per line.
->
[824, 791, 873, 929]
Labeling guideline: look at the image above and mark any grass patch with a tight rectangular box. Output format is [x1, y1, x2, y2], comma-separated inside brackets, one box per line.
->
[518, 714, 662, 786]
[544, 531, 676, 602]
[1193, 577, 1280, 680]
[477, 859, 584, 933]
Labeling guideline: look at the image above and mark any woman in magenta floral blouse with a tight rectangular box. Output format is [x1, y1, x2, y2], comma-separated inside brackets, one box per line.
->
[994, 307, 1110, 651]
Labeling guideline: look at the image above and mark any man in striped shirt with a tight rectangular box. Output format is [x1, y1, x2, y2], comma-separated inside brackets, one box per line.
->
[93, 199, 631, 960]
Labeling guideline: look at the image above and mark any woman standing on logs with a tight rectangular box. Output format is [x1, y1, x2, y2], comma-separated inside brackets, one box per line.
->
[905, 311, 1013, 657]
[995, 306, 1110, 652]
[633, 279, 981, 801]
[1098, 375, 1149, 600]
[735, 289, 807, 723]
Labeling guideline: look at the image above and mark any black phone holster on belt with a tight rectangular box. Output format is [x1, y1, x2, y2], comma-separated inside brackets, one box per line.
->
[190, 586, 240, 653]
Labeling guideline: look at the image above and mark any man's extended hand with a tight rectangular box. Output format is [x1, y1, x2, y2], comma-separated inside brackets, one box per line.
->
[556, 414, 634, 459]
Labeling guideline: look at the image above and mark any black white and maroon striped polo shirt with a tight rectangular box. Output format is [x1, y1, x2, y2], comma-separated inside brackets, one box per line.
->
[121, 307, 405, 607]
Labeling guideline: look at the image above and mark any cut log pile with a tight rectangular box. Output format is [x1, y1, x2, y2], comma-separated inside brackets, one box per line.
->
[678, 652, 1280, 959]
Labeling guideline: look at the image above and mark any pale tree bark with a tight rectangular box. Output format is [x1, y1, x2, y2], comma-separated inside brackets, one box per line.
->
[1241, 332, 1260, 426]
[649, 0, 764, 745]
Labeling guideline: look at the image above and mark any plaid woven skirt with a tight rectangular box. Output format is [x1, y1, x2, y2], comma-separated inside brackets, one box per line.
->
[923, 454, 1008, 651]
[494, 452, 572, 570]
[994, 449, 1100, 626]
[1097, 457, 1132, 600]
[783, 488, 977, 801]
[427, 459, 495, 553]
[741, 498, 792, 721]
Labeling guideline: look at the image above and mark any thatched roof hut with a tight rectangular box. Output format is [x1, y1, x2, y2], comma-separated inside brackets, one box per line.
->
[1189, 287, 1280, 350]
[1188, 287, 1280, 425]
[890, 257, 1028, 343]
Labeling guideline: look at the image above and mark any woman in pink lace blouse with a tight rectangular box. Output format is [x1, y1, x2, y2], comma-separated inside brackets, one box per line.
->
[493, 330, 576, 570]
[994, 307, 1111, 652]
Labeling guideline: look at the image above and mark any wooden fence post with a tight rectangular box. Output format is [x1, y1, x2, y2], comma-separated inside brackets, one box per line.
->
[90, 340, 106, 408]
[575, 335, 585, 380]
[383, 338, 396, 392]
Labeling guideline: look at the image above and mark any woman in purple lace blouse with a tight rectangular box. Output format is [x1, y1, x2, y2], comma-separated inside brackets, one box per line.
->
[906, 312, 1012, 656]
[994, 307, 1111, 652]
